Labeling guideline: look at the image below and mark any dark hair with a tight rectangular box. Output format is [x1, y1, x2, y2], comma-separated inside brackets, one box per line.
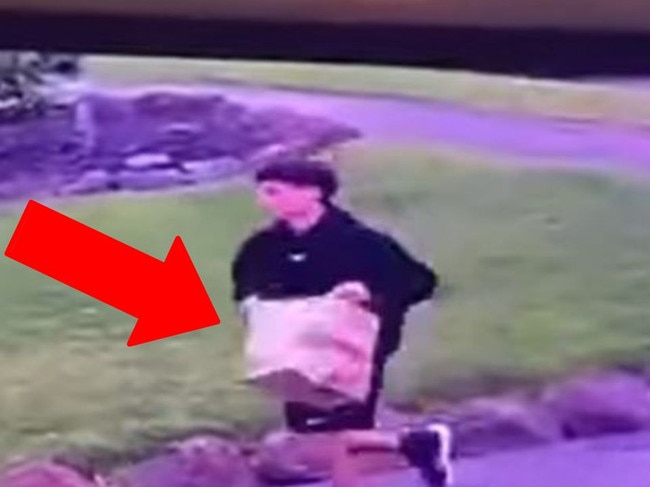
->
[254, 158, 339, 200]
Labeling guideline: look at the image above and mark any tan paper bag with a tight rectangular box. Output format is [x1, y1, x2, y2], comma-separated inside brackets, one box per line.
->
[243, 296, 380, 408]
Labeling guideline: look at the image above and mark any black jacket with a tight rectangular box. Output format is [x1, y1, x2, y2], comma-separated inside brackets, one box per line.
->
[231, 205, 438, 357]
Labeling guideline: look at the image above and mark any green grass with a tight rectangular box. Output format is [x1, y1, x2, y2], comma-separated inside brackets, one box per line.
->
[86, 55, 650, 126]
[2, 144, 650, 464]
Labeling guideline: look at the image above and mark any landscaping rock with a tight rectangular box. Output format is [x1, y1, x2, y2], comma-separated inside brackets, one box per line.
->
[161, 122, 204, 137]
[0, 460, 100, 487]
[252, 430, 333, 485]
[114, 168, 189, 191]
[433, 395, 563, 457]
[110, 435, 258, 487]
[253, 428, 407, 485]
[541, 371, 650, 438]
[182, 157, 243, 182]
[124, 153, 172, 170]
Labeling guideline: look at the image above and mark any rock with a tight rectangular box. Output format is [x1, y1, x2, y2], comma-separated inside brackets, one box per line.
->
[114, 168, 189, 191]
[253, 429, 407, 485]
[0, 460, 100, 487]
[541, 371, 650, 438]
[161, 122, 203, 137]
[109, 435, 258, 487]
[57, 169, 114, 195]
[433, 395, 563, 457]
[124, 153, 172, 170]
[252, 430, 333, 485]
[182, 157, 243, 182]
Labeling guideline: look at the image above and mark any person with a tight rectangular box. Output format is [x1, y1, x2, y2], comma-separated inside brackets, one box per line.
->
[231, 157, 453, 487]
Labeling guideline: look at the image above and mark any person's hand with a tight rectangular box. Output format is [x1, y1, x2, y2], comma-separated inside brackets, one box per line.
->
[328, 281, 371, 306]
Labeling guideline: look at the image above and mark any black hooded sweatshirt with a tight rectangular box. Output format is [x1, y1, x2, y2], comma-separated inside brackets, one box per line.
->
[231, 204, 438, 358]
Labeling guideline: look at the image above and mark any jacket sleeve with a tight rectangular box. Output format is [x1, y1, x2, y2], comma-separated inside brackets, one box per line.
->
[231, 236, 260, 304]
[362, 231, 438, 312]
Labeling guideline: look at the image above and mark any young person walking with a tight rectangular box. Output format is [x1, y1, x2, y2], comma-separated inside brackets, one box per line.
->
[232, 158, 453, 487]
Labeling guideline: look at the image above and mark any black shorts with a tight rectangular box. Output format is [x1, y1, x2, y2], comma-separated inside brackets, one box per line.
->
[283, 352, 389, 433]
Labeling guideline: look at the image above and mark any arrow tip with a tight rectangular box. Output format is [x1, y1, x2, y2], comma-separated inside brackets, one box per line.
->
[127, 236, 220, 347]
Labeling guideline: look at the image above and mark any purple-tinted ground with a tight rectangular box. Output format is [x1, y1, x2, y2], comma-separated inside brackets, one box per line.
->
[310, 431, 650, 487]
[2, 81, 650, 206]
[197, 82, 650, 179]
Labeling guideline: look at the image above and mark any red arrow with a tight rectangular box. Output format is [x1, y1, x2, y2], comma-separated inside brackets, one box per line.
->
[4, 200, 220, 346]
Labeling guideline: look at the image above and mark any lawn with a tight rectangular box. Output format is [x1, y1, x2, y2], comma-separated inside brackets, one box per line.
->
[85, 56, 650, 126]
[2, 143, 650, 464]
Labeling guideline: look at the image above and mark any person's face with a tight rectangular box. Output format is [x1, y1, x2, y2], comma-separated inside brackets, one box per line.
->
[255, 180, 323, 220]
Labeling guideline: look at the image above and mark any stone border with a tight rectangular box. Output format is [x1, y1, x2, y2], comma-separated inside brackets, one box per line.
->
[3, 368, 650, 486]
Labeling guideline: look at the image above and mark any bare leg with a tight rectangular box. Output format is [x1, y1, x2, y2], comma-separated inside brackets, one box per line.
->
[260, 431, 374, 487]
[330, 429, 403, 487]
[330, 433, 359, 487]
[264, 426, 453, 487]
[342, 429, 400, 453]
[331, 425, 454, 487]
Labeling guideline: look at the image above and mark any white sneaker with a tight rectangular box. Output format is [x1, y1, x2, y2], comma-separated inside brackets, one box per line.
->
[398, 422, 454, 486]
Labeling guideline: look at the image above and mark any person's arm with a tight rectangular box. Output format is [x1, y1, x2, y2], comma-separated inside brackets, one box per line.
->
[363, 231, 438, 312]
[231, 236, 261, 309]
